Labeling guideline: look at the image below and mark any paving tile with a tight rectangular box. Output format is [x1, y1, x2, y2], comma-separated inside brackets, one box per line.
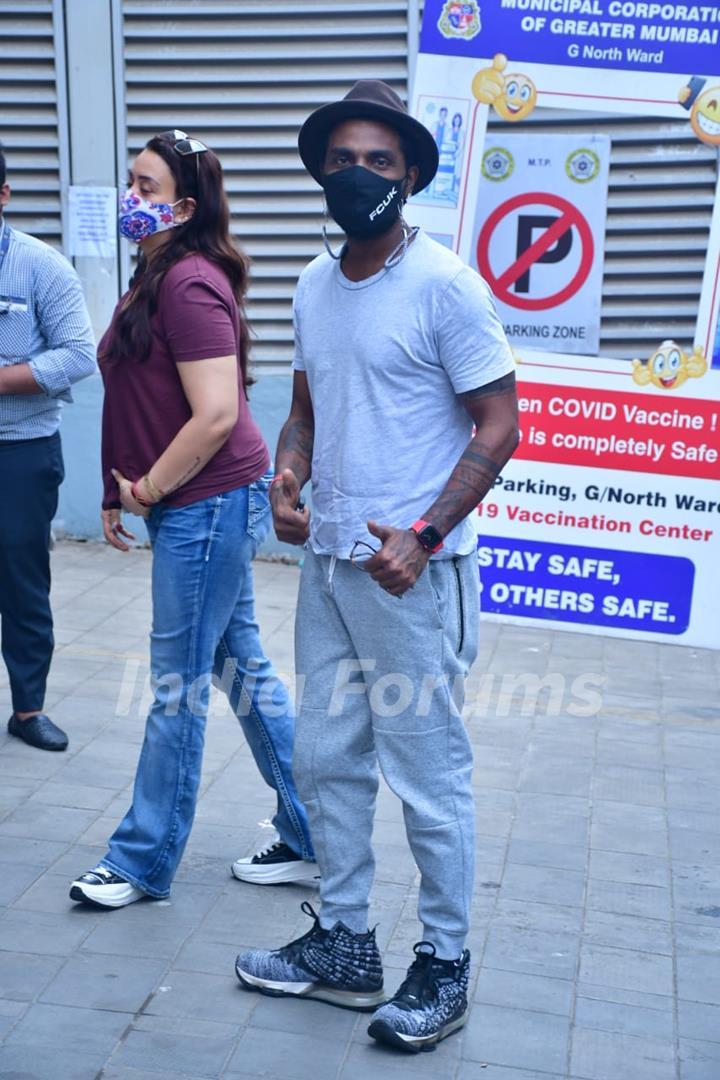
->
[677, 1000, 720, 1043]
[492, 898, 584, 934]
[226, 1026, 348, 1080]
[575, 982, 674, 1015]
[0, 998, 25, 1040]
[511, 812, 589, 847]
[3, 1000, 131, 1050]
[26, 780, 116, 811]
[570, 1028, 675, 1080]
[582, 910, 673, 956]
[101, 1069, 210, 1080]
[586, 879, 672, 921]
[339, 1038, 460, 1078]
[0, 951, 63, 1001]
[0, 908, 97, 956]
[80, 909, 196, 960]
[463, 1003, 569, 1073]
[143, 969, 256, 1023]
[506, 838, 587, 872]
[0, 1045, 109, 1078]
[457, 1067, 566, 1080]
[679, 1037, 720, 1080]
[675, 922, 720, 955]
[0, 834, 67, 865]
[578, 943, 673, 997]
[249, 992, 359, 1038]
[499, 864, 586, 908]
[0, 861, 47, 906]
[110, 1020, 236, 1079]
[574, 995, 674, 1039]
[474, 967, 573, 1016]
[483, 925, 579, 980]
[673, 864, 720, 925]
[40, 951, 165, 1012]
[676, 952, 720, 1005]
[0, 802, 98, 843]
[588, 850, 668, 888]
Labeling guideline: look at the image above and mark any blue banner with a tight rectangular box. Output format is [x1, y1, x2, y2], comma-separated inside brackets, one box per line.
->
[477, 534, 695, 633]
[422, 1, 720, 77]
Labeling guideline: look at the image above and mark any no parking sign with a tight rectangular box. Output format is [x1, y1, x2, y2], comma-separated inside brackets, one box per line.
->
[471, 135, 610, 354]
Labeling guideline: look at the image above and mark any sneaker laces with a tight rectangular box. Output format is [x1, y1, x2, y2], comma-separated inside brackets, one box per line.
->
[93, 866, 113, 879]
[277, 901, 327, 964]
[252, 839, 284, 861]
[392, 942, 442, 1011]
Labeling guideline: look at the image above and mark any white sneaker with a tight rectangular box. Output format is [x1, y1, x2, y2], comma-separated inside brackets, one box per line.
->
[231, 840, 320, 885]
[69, 866, 145, 908]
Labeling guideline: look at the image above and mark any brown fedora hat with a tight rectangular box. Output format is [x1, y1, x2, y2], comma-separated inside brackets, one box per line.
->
[298, 80, 439, 195]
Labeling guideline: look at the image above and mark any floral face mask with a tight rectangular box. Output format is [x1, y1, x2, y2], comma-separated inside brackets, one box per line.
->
[118, 189, 182, 242]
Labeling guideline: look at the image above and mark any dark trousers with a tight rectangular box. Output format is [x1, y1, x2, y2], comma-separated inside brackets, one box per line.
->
[0, 432, 64, 713]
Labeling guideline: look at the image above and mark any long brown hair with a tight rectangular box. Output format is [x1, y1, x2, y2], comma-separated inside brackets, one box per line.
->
[101, 132, 252, 387]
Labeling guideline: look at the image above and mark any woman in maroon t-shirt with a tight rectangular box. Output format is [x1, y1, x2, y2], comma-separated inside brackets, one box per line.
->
[69, 130, 315, 908]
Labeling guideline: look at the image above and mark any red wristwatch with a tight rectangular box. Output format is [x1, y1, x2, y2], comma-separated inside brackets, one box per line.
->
[410, 519, 444, 554]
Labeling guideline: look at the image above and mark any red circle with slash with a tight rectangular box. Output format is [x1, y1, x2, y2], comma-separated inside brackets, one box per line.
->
[477, 191, 594, 311]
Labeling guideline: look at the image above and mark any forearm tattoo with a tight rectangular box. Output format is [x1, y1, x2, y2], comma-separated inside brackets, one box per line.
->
[277, 417, 314, 486]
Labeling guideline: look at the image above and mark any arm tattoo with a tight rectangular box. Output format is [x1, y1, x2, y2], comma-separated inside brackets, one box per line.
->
[276, 417, 314, 487]
[164, 456, 202, 494]
[425, 440, 503, 537]
[460, 371, 516, 401]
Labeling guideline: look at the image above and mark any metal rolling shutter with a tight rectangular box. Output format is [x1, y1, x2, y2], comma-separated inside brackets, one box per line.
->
[120, 0, 412, 371]
[0, 0, 68, 249]
[487, 109, 718, 361]
[119, 2, 715, 367]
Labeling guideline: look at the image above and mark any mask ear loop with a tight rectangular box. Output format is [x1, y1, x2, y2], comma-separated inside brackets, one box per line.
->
[322, 200, 344, 260]
[384, 183, 415, 269]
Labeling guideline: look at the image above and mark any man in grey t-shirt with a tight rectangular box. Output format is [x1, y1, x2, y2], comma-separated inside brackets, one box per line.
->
[236, 81, 519, 1052]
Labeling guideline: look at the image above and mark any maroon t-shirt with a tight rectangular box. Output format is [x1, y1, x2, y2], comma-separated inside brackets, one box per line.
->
[99, 255, 270, 510]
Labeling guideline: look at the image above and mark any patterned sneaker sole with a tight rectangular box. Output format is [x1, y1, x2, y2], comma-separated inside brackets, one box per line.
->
[235, 964, 385, 1011]
[367, 1011, 467, 1053]
[231, 861, 321, 886]
[69, 884, 144, 909]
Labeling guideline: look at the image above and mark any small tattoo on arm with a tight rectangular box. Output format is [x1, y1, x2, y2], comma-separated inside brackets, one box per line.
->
[165, 456, 202, 494]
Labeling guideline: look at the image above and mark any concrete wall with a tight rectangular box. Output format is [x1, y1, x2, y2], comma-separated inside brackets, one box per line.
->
[55, 373, 299, 558]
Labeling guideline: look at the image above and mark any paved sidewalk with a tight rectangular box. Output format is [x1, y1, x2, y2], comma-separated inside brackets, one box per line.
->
[1, 541, 719, 1080]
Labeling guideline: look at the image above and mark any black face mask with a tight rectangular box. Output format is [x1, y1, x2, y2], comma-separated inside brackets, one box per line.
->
[322, 166, 405, 239]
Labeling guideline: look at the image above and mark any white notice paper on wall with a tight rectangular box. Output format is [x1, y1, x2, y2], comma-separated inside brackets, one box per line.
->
[68, 186, 117, 258]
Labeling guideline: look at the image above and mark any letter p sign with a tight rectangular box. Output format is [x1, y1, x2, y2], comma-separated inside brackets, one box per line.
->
[514, 215, 572, 293]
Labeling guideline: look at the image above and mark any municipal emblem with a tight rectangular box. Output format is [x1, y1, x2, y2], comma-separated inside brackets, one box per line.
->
[566, 148, 600, 183]
[482, 146, 514, 181]
[437, 2, 482, 41]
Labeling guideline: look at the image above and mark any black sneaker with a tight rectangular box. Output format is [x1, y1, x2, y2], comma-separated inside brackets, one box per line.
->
[69, 866, 144, 908]
[231, 840, 320, 885]
[368, 942, 470, 1052]
[235, 900, 385, 1010]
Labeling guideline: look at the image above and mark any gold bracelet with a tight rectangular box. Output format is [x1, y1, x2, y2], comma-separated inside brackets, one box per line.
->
[144, 473, 165, 502]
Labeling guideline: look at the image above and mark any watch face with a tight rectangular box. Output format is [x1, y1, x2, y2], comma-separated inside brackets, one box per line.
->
[419, 524, 442, 550]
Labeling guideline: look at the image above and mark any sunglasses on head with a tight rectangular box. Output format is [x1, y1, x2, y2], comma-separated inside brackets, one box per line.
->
[161, 129, 209, 157]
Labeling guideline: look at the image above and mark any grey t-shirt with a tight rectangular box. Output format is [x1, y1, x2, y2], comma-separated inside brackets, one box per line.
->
[293, 230, 515, 558]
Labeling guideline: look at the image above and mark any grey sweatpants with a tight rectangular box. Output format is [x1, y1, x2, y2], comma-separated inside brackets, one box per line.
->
[294, 548, 479, 961]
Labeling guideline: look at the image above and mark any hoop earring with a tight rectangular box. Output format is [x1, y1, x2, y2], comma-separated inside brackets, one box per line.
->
[322, 202, 344, 260]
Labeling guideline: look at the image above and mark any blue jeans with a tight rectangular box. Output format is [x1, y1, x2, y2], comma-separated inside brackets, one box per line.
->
[101, 477, 313, 898]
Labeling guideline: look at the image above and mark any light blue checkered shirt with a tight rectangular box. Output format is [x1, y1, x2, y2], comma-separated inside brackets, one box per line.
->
[0, 218, 97, 440]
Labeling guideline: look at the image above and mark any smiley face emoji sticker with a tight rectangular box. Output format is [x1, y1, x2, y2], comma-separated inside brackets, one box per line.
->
[690, 87, 720, 144]
[632, 341, 708, 391]
[679, 78, 720, 146]
[472, 55, 537, 123]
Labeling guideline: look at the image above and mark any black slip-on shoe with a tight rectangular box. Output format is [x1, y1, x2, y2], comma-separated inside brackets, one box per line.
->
[7, 712, 69, 752]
